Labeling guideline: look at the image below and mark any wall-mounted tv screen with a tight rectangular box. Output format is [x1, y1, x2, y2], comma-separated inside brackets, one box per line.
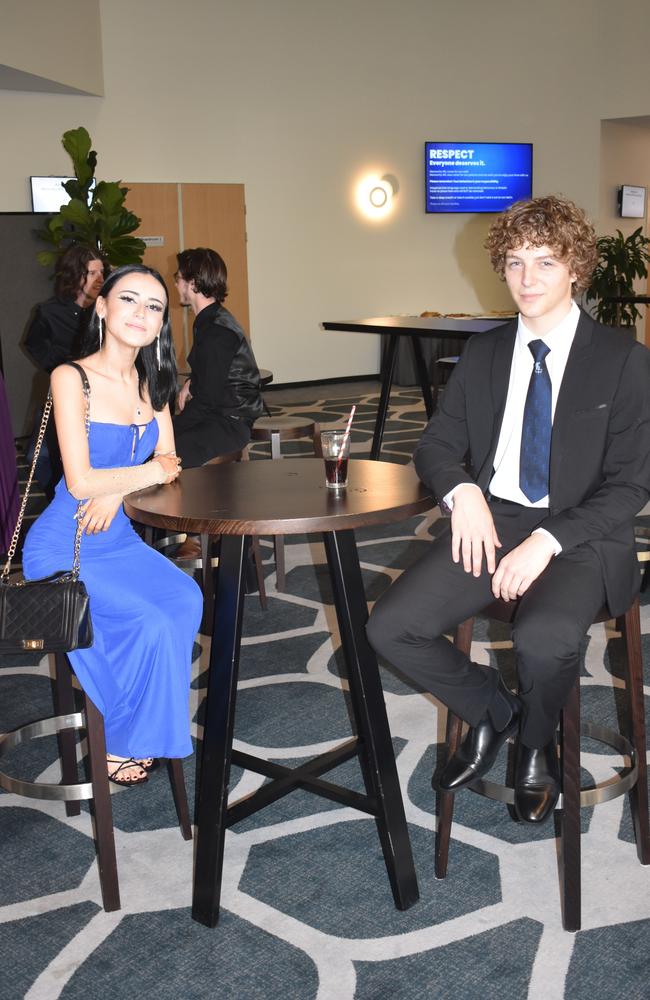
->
[425, 142, 533, 214]
[30, 176, 95, 213]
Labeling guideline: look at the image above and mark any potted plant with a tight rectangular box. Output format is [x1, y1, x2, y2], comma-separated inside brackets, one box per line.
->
[586, 227, 650, 328]
[36, 127, 146, 267]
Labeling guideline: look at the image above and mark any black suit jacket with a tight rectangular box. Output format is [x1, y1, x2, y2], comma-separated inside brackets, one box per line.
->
[413, 310, 650, 616]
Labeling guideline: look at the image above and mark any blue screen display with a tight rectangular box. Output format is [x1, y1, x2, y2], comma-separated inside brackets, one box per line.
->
[425, 142, 533, 214]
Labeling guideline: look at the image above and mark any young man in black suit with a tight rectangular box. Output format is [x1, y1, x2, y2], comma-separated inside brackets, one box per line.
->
[367, 195, 650, 824]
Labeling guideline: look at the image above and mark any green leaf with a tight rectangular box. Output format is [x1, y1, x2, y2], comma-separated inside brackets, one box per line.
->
[62, 128, 95, 188]
[93, 180, 126, 215]
[34, 126, 144, 267]
[62, 126, 91, 164]
[36, 249, 57, 267]
[59, 198, 93, 228]
[105, 235, 147, 265]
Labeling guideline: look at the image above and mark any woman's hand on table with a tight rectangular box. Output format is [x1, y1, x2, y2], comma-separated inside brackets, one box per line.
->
[155, 452, 182, 483]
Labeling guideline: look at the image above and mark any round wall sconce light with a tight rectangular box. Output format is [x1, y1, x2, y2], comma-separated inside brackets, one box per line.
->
[369, 181, 390, 208]
[356, 173, 398, 220]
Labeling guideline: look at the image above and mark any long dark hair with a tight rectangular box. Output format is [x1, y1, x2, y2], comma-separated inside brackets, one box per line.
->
[54, 244, 109, 299]
[77, 264, 177, 411]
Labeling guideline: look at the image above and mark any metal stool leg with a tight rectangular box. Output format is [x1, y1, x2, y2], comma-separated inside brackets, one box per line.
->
[559, 678, 581, 931]
[269, 430, 287, 590]
[250, 538, 268, 608]
[435, 710, 463, 878]
[435, 617, 474, 878]
[622, 599, 650, 863]
[83, 693, 121, 912]
[167, 759, 193, 840]
[313, 421, 323, 457]
[54, 652, 81, 817]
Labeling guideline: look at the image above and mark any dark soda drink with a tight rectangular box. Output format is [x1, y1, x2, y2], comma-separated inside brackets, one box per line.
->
[325, 457, 348, 488]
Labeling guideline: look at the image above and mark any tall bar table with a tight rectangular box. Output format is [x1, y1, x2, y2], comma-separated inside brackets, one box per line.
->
[322, 315, 512, 458]
[126, 458, 434, 927]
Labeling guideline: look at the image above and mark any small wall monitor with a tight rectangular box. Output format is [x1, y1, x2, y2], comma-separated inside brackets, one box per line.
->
[425, 142, 533, 214]
[618, 184, 646, 219]
[30, 176, 95, 213]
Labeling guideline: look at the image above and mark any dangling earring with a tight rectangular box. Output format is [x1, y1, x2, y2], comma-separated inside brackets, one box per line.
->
[98, 316, 104, 349]
[156, 335, 161, 370]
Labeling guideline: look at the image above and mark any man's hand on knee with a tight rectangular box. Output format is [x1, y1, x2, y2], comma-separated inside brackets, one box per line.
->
[491, 533, 556, 601]
[451, 485, 501, 577]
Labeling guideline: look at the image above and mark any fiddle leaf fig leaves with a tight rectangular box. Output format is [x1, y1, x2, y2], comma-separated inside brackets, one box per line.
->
[36, 126, 145, 267]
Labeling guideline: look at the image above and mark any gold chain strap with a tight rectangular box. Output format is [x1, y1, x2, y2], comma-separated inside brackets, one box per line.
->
[2, 374, 90, 581]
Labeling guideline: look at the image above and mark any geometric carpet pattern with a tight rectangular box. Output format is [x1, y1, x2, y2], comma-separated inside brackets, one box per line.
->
[1, 388, 650, 999]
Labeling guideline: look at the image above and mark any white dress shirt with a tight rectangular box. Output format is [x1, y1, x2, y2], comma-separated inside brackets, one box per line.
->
[445, 300, 581, 551]
[488, 300, 579, 504]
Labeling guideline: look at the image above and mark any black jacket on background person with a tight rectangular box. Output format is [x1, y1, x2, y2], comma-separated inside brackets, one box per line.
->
[23, 297, 91, 496]
[173, 303, 264, 468]
[24, 297, 91, 373]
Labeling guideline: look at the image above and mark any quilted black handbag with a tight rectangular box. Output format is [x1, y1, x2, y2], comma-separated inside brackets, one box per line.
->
[0, 365, 93, 654]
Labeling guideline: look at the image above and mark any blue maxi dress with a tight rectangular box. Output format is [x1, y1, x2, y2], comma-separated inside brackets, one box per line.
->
[22, 419, 203, 759]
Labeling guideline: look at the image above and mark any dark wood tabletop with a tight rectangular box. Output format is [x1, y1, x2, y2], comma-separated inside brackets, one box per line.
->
[322, 315, 513, 338]
[125, 458, 433, 536]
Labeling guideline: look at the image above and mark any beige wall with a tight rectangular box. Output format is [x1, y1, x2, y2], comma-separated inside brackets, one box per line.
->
[0, 0, 103, 95]
[597, 0, 650, 121]
[0, 0, 648, 381]
[599, 118, 650, 338]
[600, 120, 650, 236]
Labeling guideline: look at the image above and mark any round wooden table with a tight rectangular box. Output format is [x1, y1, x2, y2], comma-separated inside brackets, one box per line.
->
[125, 459, 434, 928]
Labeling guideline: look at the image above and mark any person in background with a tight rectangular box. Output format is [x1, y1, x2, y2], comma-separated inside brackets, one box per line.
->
[172, 247, 263, 465]
[24, 245, 109, 496]
[25, 244, 108, 373]
[367, 195, 650, 825]
[172, 247, 264, 559]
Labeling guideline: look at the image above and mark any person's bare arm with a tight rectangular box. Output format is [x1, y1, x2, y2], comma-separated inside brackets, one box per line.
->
[153, 404, 177, 458]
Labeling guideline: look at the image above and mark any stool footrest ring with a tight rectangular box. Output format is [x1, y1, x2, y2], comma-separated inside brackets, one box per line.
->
[467, 720, 636, 809]
[0, 713, 94, 801]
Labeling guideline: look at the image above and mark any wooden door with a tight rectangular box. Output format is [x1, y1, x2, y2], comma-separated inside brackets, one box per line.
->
[124, 182, 250, 372]
[180, 184, 250, 337]
[123, 183, 187, 366]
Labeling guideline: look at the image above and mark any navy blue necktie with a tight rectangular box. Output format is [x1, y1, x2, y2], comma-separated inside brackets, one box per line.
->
[519, 339, 551, 502]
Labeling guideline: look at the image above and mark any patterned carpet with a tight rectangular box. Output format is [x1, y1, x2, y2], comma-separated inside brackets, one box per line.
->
[1, 387, 650, 999]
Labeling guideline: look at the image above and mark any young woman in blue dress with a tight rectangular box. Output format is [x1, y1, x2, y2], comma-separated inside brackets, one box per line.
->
[22, 264, 203, 786]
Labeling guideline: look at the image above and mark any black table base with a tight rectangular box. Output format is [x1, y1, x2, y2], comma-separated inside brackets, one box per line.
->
[192, 529, 419, 927]
[372, 334, 434, 460]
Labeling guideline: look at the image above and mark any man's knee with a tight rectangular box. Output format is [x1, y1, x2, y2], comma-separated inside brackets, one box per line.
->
[366, 596, 400, 659]
[512, 606, 587, 670]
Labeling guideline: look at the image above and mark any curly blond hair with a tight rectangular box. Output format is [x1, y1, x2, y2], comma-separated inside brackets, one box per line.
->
[484, 195, 598, 294]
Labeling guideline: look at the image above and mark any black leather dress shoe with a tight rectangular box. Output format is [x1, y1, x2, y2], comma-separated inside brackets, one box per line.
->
[514, 740, 560, 824]
[437, 678, 521, 792]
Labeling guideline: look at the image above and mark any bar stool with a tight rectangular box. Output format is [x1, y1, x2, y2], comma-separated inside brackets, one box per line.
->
[249, 416, 322, 590]
[435, 596, 650, 932]
[0, 652, 192, 912]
